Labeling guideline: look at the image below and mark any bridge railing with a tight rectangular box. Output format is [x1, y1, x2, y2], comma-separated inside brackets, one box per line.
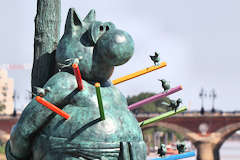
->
[134, 110, 240, 117]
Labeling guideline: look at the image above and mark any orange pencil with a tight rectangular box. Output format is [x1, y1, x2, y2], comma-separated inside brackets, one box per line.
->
[35, 96, 70, 119]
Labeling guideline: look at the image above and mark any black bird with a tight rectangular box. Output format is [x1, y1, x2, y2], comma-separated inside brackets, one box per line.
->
[157, 144, 167, 157]
[169, 98, 182, 112]
[33, 86, 51, 97]
[158, 79, 170, 92]
[57, 56, 83, 69]
[150, 52, 160, 66]
[177, 143, 186, 154]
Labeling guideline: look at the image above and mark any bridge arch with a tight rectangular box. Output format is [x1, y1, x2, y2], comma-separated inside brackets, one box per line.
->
[142, 122, 199, 142]
[214, 122, 240, 150]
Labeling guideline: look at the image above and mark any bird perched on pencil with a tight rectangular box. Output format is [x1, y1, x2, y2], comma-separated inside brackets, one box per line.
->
[158, 144, 167, 157]
[57, 56, 83, 69]
[162, 98, 182, 112]
[169, 98, 182, 112]
[150, 52, 160, 66]
[177, 143, 187, 154]
[158, 79, 170, 93]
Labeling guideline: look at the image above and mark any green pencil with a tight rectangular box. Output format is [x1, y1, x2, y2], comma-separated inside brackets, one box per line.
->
[95, 82, 105, 120]
[139, 106, 187, 127]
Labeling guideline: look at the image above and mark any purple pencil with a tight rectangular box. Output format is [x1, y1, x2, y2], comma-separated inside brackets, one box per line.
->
[128, 85, 183, 110]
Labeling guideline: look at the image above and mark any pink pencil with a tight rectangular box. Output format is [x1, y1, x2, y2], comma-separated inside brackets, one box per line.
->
[128, 85, 183, 110]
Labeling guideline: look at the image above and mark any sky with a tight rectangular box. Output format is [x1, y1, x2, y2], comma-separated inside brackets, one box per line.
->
[0, 0, 240, 112]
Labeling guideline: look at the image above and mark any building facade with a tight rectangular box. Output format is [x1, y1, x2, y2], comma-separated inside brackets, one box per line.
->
[0, 69, 14, 115]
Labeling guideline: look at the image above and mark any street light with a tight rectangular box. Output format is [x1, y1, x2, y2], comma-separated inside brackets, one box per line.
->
[12, 90, 19, 116]
[209, 89, 217, 113]
[199, 88, 207, 115]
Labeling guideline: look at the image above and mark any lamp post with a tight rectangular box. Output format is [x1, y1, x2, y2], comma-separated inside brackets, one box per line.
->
[12, 90, 19, 116]
[199, 88, 207, 115]
[209, 89, 217, 113]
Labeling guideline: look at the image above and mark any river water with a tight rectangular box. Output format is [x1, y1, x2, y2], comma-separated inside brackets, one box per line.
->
[220, 140, 240, 160]
[147, 140, 240, 160]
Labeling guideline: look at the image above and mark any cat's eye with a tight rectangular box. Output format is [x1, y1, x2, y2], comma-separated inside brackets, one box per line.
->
[99, 25, 104, 31]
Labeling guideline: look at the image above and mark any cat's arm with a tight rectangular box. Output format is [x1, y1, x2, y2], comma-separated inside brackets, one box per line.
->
[5, 72, 77, 160]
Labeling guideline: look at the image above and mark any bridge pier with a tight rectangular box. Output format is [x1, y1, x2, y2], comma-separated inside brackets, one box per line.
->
[194, 142, 219, 160]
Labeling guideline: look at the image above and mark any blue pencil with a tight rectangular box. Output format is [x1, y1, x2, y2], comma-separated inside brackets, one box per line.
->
[151, 151, 196, 160]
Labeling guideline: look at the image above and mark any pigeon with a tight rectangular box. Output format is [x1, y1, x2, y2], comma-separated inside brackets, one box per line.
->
[150, 52, 160, 66]
[158, 144, 167, 157]
[162, 98, 182, 112]
[158, 79, 170, 93]
[169, 98, 182, 112]
[33, 86, 51, 97]
[177, 143, 187, 154]
[58, 56, 83, 69]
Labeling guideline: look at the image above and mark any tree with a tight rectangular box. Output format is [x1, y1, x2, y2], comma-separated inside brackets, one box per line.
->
[32, 0, 61, 94]
[127, 92, 170, 113]
[0, 102, 6, 112]
[127, 92, 185, 146]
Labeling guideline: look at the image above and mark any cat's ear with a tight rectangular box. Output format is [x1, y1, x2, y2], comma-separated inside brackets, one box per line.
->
[83, 9, 96, 23]
[64, 8, 83, 34]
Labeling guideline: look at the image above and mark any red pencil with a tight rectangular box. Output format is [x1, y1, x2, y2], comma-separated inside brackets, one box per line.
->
[72, 63, 83, 90]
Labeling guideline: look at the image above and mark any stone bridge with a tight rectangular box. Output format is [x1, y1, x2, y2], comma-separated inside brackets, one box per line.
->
[1, 112, 240, 160]
[0, 115, 19, 143]
[136, 112, 240, 160]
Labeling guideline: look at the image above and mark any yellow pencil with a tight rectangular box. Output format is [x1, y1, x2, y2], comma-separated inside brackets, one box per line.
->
[112, 61, 167, 85]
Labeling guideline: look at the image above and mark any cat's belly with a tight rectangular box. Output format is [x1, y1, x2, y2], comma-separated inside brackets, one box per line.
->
[41, 105, 143, 142]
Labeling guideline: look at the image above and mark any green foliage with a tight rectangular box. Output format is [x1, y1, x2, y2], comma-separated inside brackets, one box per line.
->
[0, 102, 6, 112]
[127, 92, 170, 113]
[128, 92, 186, 142]
[0, 143, 5, 154]
[143, 126, 185, 143]
[175, 132, 185, 141]
[143, 128, 155, 135]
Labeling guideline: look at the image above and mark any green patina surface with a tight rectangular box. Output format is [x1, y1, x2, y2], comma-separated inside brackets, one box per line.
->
[6, 9, 147, 160]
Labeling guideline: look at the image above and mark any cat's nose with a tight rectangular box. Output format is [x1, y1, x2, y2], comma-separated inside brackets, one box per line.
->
[94, 29, 134, 66]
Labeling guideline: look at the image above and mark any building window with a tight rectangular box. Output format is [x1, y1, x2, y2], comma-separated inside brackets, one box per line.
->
[2, 86, 7, 91]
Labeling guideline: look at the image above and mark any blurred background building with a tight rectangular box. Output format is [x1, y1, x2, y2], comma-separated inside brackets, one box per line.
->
[0, 69, 14, 115]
